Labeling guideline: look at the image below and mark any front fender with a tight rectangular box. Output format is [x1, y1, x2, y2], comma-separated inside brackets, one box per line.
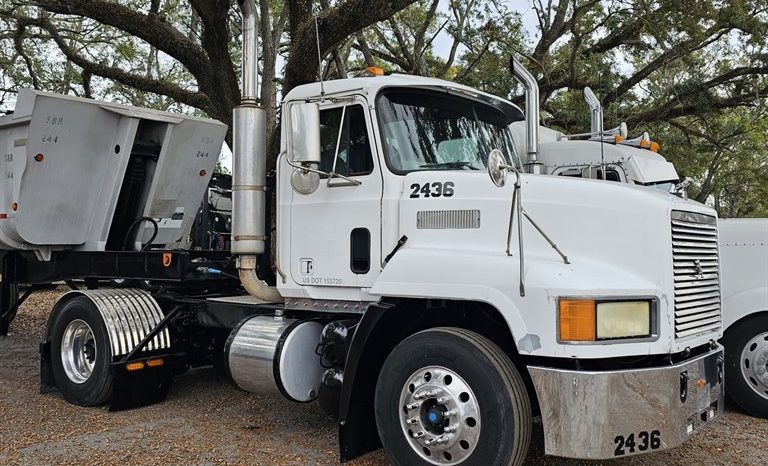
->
[370, 247, 532, 351]
[371, 246, 673, 358]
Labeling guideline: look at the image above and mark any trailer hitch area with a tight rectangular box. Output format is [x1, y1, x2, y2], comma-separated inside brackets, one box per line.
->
[109, 353, 185, 411]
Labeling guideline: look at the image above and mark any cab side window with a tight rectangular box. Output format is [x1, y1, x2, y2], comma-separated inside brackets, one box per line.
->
[319, 105, 374, 177]
[597, 169, 621, 182]
[555, 166, 622, 182]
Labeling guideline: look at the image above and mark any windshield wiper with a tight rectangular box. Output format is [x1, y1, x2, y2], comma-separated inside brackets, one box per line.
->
[419, 161, 479, 170]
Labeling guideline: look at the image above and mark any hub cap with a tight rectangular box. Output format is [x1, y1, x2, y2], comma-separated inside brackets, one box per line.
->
[398, 366, 480, 464]
[60, 319, 97, 384]
[741, 331, 768, 400]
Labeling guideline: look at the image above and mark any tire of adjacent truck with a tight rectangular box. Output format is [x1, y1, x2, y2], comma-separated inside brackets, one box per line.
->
[722, 315, 768, 418]
[48, 296, 113, 406]
[375, 327, 532, 466]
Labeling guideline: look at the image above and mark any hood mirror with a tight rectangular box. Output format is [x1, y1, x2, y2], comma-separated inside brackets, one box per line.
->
[488, 149, 511, 188]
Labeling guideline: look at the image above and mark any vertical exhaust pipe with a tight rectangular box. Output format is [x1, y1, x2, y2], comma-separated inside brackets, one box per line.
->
[582, 87, 603, 136]
[509, 56, 543, 174]
[239, 0, 259, 103]
[233, 0, 281, 302]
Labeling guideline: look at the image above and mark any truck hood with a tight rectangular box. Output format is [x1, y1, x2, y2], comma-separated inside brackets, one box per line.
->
[389, 171, 720, 356]
[397, 170, 714, 255]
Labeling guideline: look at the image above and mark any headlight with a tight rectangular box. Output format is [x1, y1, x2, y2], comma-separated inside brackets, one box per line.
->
[596, 301, 651, 339]
[559, 299, 653, 342]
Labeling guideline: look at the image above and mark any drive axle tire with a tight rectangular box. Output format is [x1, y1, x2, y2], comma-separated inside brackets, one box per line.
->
[49, 296, 113, 406]
[375, 327, 532, 466]
[723, 315, 768, 418]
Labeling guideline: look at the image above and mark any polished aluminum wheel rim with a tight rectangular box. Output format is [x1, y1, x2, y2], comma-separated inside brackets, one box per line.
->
[398, 366, 480, 464]
[741, 331, 768, 400]
[60, 319, 97, 384]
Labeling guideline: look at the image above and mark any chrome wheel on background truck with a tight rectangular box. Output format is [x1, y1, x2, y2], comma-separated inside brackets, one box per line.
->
[375, 328, 532, 465]
[723, 315, 768, 418]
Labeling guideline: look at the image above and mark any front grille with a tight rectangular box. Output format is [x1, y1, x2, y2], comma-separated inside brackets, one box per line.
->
[671, 211, 722, 339]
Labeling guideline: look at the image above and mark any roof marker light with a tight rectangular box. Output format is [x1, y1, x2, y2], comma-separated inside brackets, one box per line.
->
[366, 66, 384, 76]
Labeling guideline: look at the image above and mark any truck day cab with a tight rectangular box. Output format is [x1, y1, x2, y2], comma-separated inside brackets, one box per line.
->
[0, 2, 724, 464]
[518, 87, 768, 419]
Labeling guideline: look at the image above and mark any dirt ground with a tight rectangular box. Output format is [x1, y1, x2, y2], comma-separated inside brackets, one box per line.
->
[0, 289, 766, 465]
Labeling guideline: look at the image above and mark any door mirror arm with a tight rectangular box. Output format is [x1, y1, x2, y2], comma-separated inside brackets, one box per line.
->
[285, 158, 362, 188]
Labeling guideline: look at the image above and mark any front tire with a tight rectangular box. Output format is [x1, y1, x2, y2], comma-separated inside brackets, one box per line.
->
[49, 296, 113, 406]
[375, 327, 532, 466]
[723, 315, 768, 418]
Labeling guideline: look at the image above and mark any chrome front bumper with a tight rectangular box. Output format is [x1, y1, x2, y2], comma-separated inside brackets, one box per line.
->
[528, 345, 724, 460]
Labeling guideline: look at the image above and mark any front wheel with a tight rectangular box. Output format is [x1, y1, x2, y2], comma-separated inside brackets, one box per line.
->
[723, 316, 768, 418]
[375, 327, 532, 466]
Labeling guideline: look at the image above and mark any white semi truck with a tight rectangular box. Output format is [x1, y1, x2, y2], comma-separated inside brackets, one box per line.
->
[515, 88, 768, 419]
[0, 2, 725, 464]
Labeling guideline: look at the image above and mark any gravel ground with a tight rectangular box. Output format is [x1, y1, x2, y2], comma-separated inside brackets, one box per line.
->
[0, 288, 766, 465]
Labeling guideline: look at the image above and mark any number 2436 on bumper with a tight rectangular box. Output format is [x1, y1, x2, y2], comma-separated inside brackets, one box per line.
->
[614, 430, 661, 456]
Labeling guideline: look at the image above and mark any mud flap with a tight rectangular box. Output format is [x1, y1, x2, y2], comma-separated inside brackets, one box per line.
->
[39, 341, 56, 394]
[108, 355, 182, 411]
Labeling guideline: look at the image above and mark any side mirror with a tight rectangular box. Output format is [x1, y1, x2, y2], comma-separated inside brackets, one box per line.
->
[488, 149, 509, 188]
[289, 102, 321, 163]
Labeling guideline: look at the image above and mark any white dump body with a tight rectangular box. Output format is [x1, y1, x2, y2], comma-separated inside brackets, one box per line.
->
[0, 89, 227, 258]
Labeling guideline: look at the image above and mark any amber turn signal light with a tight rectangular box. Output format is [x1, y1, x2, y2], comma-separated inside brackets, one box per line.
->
[146, 358, 164, 368]
[126, 361, 145, 371]
[559, 299, 596, 341]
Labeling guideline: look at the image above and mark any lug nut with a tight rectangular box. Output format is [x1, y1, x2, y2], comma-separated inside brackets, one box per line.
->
[414, 389, 441, 400]
[444, 425, 458, 433]
[436, 397, 450, 404]
[425, 436, 449, 446]
[406, 402, 420, 410]
[406, 417, 419, 425]
[412, 431, 425, 438]
[443, 409, 458, 417]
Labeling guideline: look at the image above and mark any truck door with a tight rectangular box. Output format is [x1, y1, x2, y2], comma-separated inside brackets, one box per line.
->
[288, 97, 383, 295]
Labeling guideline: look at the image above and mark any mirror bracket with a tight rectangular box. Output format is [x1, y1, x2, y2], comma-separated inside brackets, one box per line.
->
[285, 157, 361, 193]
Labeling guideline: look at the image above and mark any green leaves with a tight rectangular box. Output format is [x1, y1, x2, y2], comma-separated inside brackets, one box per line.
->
[0, 0, 765, 210]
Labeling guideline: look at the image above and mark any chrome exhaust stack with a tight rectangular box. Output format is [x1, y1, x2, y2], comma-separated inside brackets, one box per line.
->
[233, 0, 281, 302]
[510, 56, 544, 174]
[582, 87, 603, 136]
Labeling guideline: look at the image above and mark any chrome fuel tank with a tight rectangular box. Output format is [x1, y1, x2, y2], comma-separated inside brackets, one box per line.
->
[225, 315, 324, 402]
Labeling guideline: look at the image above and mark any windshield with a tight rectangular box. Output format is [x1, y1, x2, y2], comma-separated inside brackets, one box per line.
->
[377, 89, 521, 173]
[641, 180, 678, 193]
